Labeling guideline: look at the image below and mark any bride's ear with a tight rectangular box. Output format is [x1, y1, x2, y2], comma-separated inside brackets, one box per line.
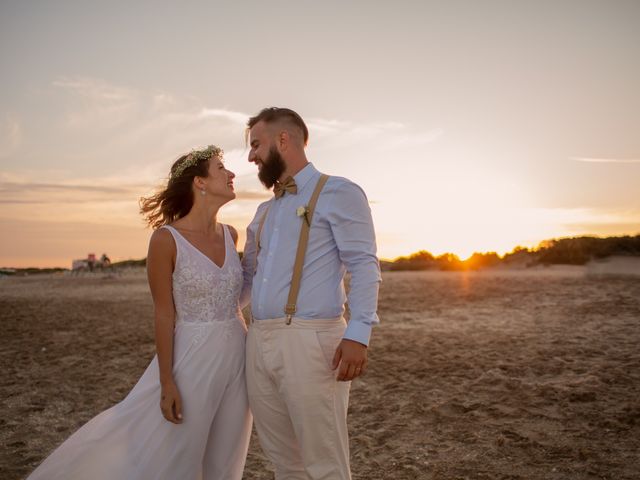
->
[193, 176, 206, 191]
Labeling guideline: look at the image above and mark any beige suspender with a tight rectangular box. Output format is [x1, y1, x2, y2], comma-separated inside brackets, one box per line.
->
[285, 174, 329, 323]
[253, 174, 330, 325]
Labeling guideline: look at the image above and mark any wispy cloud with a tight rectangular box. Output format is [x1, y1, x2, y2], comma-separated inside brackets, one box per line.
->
[47, 77, 444, 170]
[0, 178, 269, 205]
[45, 77, 256, 178]
[53, 77, 140, 129]
[570, 157, 640, 164]
[42, 77, 446, 198]
[199, 108, 249, 124]
[0, 181, 145, 195]
[308, 117, 444, 150]
[53, 77, 137, 102]
[53, 76, 243, 132]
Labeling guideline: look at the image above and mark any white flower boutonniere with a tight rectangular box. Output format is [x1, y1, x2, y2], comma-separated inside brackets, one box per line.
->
[296, 206, 310, 226]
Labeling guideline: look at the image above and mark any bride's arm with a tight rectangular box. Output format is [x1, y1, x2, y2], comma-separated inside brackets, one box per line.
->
[146, 229, 182, 424]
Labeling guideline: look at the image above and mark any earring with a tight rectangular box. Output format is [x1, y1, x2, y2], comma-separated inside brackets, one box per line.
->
[200, 190, 206, 196]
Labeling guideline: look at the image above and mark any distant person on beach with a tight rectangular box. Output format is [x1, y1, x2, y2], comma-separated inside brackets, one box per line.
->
[241, 107, 381, 479]
[100, 253, 111, 267]
[87, 253, 96, 272]
[27, 145, 252, 479]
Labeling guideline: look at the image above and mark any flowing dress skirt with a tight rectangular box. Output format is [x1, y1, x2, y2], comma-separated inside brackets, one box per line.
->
[28, 319, 252, 480]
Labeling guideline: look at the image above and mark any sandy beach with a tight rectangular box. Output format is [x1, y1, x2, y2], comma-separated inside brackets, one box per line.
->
[1, 268, 639, 479]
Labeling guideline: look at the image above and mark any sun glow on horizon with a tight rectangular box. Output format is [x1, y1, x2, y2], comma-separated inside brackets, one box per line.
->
[1, 163, 638, 268]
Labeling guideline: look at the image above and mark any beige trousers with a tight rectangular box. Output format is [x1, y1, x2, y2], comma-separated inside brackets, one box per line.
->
[246, 317, 352, 480]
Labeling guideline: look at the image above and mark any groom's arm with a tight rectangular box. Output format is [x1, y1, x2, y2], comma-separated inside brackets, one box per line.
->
[327, 180, 382, 347]
[239, 202, 269, 309]
[239, 221, 257, 309]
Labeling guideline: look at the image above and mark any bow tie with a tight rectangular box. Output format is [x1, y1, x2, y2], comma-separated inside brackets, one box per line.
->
[273, 176, 298, 198]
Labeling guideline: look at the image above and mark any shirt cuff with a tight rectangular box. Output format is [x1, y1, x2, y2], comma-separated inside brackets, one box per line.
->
[343, 316, 377, 347]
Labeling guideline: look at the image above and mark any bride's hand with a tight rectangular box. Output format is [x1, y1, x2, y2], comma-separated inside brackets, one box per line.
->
[160, 381, 183, 424]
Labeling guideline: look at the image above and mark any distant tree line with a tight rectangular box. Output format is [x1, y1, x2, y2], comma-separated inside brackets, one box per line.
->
[386, 235, 640, 271]
[4, 235, 639, 275]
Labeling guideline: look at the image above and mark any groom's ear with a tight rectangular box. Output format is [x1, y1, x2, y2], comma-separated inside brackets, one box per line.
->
[277, 130, 290, 152]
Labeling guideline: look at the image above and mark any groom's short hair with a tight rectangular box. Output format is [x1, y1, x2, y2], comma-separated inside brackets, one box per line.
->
[247, 107, 309, 146]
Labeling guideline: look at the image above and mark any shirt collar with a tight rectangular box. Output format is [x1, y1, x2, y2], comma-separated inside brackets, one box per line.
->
[292, 163, 318, 192]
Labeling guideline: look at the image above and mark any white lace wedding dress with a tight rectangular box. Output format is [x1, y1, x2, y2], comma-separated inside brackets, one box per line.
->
[28, 224, 252, 480]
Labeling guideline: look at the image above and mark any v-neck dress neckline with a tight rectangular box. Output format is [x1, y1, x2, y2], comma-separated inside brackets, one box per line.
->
[165, 224, 228, 270]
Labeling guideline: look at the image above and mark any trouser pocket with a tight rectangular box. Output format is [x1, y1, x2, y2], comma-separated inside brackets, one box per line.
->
[314, 325, 346, 371]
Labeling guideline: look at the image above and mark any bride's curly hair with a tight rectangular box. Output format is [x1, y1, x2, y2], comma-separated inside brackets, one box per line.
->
[139, 145, 223, 229]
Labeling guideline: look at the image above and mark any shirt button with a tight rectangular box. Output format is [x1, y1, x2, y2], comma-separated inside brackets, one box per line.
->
[274, 227, 279, 232]
[263, 278, 267, 282]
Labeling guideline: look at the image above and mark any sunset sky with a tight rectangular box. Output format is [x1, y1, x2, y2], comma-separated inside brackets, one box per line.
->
[1, 1, 639, 268]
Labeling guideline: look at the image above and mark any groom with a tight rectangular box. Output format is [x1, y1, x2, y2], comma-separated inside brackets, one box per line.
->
[241, 107, 381, 479]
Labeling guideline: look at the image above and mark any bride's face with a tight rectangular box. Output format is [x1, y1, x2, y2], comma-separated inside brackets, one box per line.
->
[198, 156, 235, 201]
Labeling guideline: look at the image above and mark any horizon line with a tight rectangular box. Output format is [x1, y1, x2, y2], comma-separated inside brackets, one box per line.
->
[3, 232, 639, 270]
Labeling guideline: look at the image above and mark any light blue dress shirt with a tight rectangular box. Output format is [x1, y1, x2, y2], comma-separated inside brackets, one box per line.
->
[240, 163, 381, 346]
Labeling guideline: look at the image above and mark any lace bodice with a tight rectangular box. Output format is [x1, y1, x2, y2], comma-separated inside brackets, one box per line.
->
[162, 225, 243, 325]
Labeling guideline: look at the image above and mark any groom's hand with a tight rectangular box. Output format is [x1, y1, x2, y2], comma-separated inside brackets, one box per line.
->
[332, 339, 368, 381]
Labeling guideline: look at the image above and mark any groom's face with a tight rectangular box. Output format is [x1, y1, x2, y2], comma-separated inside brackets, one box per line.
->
[249, 121, 286, 189]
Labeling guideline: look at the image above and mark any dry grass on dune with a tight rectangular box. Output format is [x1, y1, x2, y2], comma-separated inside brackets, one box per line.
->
[1, 268, 639, 479]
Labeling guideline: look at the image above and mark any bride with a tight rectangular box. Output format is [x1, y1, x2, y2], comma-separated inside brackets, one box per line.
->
[27, 145, 252, 480]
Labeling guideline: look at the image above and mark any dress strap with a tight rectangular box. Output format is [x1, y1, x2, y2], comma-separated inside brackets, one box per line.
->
[160, 225, 183, 246]
[160, 225, 180, 246]
[159, 225, 183, 268]
[221, 224, 232, 256]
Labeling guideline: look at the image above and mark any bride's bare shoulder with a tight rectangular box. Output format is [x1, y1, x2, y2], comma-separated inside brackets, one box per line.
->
[149, 227, 176, 254]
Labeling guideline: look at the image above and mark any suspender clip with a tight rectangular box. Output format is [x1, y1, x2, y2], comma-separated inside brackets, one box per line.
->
[285, 304, 296, 325]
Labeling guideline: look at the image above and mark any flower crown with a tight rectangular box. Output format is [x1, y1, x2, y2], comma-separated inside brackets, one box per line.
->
[171, 145, 223, 179]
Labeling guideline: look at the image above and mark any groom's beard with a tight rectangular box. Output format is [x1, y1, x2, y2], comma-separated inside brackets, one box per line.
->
[258, 146, 286, 189]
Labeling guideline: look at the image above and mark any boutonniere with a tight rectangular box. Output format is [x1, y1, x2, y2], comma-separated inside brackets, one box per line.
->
[296, 206, 310, 226]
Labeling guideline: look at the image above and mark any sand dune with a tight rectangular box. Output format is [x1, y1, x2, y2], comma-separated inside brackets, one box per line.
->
[586, 256, 640, 277]
[1, 268, 639, 479]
